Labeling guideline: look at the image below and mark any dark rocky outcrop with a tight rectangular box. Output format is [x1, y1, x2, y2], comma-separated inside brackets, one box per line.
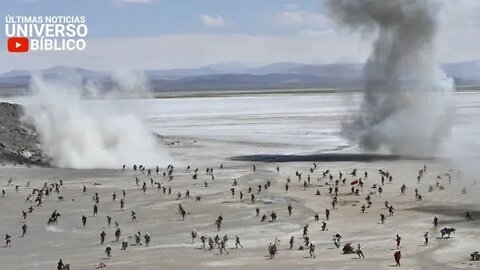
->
[0, 102, 46, 165]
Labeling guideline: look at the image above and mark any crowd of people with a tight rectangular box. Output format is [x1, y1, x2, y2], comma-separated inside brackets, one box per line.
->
[0, 161, 475, 269]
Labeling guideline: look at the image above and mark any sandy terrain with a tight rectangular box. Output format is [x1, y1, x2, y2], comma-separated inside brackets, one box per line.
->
[1, 137, 479, 270]
[0, 92, 479, 270]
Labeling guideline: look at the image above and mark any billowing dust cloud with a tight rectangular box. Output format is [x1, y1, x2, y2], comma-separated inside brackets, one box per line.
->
[326, 0, 455, 157]
[22, 71, 171, 169]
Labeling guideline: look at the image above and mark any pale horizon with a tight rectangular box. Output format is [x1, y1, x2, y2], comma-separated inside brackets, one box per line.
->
[1, 0, 480, 72]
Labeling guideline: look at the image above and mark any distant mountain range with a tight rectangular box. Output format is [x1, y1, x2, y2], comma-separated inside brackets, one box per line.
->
[0, 61, 479, 93]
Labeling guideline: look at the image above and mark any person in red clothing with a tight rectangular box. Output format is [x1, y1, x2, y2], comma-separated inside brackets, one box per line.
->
[394, 249, 401, 266]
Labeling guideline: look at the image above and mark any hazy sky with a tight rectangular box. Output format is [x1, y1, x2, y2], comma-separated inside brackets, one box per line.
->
[0, 0, 479, 72]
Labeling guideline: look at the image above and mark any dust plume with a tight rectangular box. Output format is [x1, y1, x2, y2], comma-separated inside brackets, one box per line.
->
[442, 112, 480, 194]
[85, 69, 153, 99]
[22, 71, 171, 169]
[326, 0, 455, 157]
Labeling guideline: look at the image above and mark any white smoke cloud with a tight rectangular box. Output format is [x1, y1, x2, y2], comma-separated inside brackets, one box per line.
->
[22, 71, 171, 169]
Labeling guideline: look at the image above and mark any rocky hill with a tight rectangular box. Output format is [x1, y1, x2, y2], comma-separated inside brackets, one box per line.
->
[0, 102, 45, 165]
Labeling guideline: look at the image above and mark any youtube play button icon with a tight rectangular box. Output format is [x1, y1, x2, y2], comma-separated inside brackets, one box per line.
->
[7, 37, 29, 53]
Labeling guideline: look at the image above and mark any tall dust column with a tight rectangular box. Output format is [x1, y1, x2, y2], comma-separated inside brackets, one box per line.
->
[326, 0, 454, 156]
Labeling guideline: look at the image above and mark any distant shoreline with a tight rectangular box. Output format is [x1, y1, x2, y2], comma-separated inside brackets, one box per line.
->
[1, 85, 479, 99]
[152, 88, 361, 99]
[152, 86, 480, 99]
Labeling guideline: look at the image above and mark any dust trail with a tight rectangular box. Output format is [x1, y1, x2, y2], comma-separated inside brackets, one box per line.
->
[22, 71, 171, 169]
[326, 0, 455, 157]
